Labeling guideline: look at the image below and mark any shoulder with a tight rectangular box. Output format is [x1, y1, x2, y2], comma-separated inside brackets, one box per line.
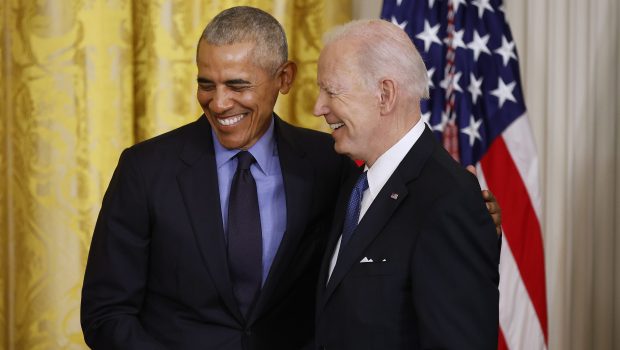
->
[275, 117, 357, 183]
[275, 117, 346, 163]
[275, 118, 334, 148]
[112, 117, 209, 180]
[421, 142, 481, 195]
[128, 118, 204, 156]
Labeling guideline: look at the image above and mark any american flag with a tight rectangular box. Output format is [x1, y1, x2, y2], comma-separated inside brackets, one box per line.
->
[381, 0, 548, 349]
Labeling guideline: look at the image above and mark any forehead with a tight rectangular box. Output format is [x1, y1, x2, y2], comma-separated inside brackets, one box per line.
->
[321, 39, 362, 71]
[197, 41, 268, 78]
[318, 42, 362, 87]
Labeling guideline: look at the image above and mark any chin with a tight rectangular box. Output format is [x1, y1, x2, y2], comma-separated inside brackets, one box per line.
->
[214, 135, 241, 150]
[334, 144, 353, 158]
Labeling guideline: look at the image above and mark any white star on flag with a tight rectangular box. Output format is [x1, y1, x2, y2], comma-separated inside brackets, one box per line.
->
[432, 111, 450, 132]
[490, 77, 517, 108]
[427, 67, 436, 89]
[428, 0, 436, 8]
[472, 0, 494, 19]
[416, 20, 442, 52]
[421, 111, 431, 125]
[468, 73, 483, 104]
[495, 36, 517, 66]
[467, 30, 491, 61]
[396, 0, 403, 6]
[461, 115, 483, 146]
[440, 71, 463, 93]
[444, 29, 466, 50]
[391, 16, 408, 30]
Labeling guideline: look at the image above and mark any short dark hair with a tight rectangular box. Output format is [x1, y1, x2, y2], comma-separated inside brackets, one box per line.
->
[200, 6, 288, 74]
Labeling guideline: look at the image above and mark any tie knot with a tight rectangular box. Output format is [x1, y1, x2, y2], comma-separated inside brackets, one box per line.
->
[356, 171, 369, 192]
[236, 151, 255, 170]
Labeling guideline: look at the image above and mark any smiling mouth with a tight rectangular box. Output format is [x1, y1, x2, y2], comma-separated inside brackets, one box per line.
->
[216, 114, 246, 126]
[329, 122, 344, 130]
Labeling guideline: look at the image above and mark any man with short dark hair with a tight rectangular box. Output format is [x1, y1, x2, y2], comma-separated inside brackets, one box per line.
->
[81, 7, 351, 349]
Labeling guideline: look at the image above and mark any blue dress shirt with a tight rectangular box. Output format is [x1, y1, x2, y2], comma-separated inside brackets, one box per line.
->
[212, 117, 286, 284]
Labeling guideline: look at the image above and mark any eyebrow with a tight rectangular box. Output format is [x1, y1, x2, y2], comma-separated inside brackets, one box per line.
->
[319, 82, 339, 93]
[196, 77, 252, 85]
[225, 79, 252, 85]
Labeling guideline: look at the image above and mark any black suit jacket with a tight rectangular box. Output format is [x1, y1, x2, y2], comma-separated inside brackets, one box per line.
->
[315, 126, 500, 350]
[81, 115, 352, 350]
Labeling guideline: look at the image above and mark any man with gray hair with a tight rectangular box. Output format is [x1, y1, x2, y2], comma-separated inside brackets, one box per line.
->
[313, 19, 499, 349]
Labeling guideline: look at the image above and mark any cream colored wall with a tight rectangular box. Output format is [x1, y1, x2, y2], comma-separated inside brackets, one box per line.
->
[352, 0, 381, 19]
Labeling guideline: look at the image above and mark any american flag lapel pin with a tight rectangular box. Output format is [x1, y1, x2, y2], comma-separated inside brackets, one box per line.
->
[390, 193, 399, 200]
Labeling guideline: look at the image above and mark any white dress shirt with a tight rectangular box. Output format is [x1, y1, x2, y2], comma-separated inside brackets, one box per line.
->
[328, 118, 427, 280]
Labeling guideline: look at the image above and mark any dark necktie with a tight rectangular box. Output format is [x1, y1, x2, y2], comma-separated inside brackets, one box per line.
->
[339, 171, 369, 254]
[227, 151, 262, 317]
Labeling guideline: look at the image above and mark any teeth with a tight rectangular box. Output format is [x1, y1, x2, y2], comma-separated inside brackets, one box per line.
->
[329, 122, 344, 130]
[217, 114, 245, 126]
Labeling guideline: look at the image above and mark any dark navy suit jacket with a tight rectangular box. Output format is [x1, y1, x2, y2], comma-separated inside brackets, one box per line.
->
[81, 115, 352, 350]
[315, 126, 500, 350]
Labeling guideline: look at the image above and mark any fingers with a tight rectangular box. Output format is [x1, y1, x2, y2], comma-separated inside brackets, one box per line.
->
[491, 213, 502, 236]
[482, 189, 494, 205]
[470, 166, 503, 237]
[466, 164, 477, 176]
[468, 166, 502, 236]
[482, 189, 502, 237]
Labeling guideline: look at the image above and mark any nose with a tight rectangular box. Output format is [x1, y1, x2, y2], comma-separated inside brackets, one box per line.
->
[313, 91, 329, 117]
[210, 87, 233, 114]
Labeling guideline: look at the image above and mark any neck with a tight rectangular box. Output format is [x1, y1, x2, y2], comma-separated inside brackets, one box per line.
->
[364, 112, 420, 168]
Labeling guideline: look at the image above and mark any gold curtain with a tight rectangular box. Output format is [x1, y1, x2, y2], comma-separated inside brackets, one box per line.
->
[0, 0, 351, 348]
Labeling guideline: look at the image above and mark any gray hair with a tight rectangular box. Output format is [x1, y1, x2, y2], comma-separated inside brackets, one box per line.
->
[323, 19, 429, 100]
[200, 6, 288, 74]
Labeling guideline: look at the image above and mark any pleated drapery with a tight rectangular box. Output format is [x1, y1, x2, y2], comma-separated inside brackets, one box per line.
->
[0, 1, 351, 348]
[505, 1, 620, 349]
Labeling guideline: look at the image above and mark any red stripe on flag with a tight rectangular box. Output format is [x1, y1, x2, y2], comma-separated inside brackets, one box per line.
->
[481, 136, 548, 343]
[498, 328, 509, 350]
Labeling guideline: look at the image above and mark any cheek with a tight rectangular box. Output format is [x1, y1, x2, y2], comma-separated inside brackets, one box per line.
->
[250, 87, 278, 109]
[242, 92, 275, 123]
[325, 101, 342, 119]
[196, 91, 210, 107]
[238, 93, 256, 108]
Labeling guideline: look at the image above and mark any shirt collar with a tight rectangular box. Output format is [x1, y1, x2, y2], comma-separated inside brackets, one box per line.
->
[213, 115, 277, 175]
[364, 118, 426, 199]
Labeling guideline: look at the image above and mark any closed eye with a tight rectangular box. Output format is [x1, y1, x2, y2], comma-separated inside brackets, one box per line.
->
[197, 77, 214, 91]
[228, 85, 251, 92]
[198, 84, 215, 91]
[321, 87, 337, 97]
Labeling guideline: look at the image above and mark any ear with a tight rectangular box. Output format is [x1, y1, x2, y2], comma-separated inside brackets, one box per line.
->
[379, 78, 397, 115]
[277, 61, 297, 95]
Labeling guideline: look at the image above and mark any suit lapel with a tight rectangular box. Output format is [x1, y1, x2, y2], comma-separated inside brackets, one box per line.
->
[319, 178, 409, 309]
[318, 126, 437, 311]
[248, 116, 314, 324]
[176, 116, 244, 323]
[316, 168, 360, 296]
